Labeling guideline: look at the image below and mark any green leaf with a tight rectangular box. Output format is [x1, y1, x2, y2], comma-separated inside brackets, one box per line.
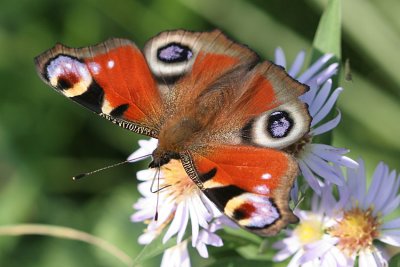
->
[312, 0, 342, 60]
[310, 0, 342, 145]
[389, 253, 400, 267]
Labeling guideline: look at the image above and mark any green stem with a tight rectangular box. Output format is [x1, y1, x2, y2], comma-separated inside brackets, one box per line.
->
[0, 224, 133, 266]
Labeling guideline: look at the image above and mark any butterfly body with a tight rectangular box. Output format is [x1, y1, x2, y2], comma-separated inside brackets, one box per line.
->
[35, 30, 311, 236]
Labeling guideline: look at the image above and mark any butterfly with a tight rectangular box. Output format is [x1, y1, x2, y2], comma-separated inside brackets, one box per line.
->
[34, 30, 311, 236]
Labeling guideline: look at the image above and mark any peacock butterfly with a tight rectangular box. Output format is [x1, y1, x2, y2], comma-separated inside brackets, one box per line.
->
[34, 30, 311, 236]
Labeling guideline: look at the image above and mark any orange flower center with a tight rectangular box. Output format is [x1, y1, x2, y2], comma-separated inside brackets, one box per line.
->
[160, 159, 199, 202]
[328, 207, 381, 254]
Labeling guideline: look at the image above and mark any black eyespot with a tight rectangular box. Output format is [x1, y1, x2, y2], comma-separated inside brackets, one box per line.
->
[157, 43, 193, 63]
[267, 111, 293, 138]
[57, 77, 74, 90]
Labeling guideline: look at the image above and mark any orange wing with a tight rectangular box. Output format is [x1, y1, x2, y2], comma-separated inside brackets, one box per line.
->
[180, 144, 299, 236]
[35, 38, 163, 137]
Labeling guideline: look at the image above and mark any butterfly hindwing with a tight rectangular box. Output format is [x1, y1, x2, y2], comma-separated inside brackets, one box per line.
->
[35, 38, 163, 137]
[180, 144, 299, 236]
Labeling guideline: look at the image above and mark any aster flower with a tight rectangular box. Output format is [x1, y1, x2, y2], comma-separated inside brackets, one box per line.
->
[129, 138, 227, 266]
[274, 48, 358, 194]
[273, 159, 400, 266]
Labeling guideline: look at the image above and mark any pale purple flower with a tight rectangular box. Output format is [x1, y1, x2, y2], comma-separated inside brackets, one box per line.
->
[274, 48, 358, 195]
[274, 159, 400, 267]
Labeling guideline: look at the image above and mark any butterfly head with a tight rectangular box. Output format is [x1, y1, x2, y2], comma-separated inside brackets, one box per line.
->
[149, 149, 180, 169]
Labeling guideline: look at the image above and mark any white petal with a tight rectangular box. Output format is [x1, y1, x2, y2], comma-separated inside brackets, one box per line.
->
[136, 169, 154, 181]
[274, 47, 287, 68]
[177, 202, 190, 243]
[131, 209, 153, 222]
[138, 231, 158, 245]
[287, 250, 304, 267]
[128, 138, 158, 161]
[297, 54, 333, 84]
[359, 250, 378, 267]
[379, 232, 400, 246]
[163, 202, 186, 243]
[196, 242, 209, 258]
[288, 50, 306, 77]
[273, 237, 301, 261]
[328, 246, 349, 267]
[189, 202, 200, 247]
[300, 240, 334, 263]
[161, 242, 190, 267]
[372, 250, 388, 267]
[200, 194, 222, 218]
[191, 194, 211, 228]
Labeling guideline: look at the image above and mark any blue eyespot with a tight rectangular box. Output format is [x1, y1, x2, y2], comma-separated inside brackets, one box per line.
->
[157, 43, 193, 63]
[267, 111, 293, 138]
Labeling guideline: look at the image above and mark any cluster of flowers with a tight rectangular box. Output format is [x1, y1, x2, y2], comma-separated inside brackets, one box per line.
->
[128, 49, 400, 267]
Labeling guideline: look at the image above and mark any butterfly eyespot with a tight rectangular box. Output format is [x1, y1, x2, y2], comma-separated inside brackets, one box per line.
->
[144, 36, 198, 80]
[241, 101, 310, 149]
[267, 111, 293, 138]
[227, 194, 280, 228]
[157, 43, 193, 63]
[57, 75, 77, 90]
[46, 55, 92, 97]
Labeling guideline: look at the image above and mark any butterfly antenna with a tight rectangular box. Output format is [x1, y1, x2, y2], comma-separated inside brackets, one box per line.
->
[72, 154, 151, 180]
[154, 162, 161, 221]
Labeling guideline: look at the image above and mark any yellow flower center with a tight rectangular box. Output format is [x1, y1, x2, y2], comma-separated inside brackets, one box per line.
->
[328, 207, 381, 254]
[160, 159, 199, 202]
[294, 216, 324, 244]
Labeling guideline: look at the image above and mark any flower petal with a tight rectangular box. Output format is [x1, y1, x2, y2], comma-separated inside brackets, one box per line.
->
[298, 160, 322, 194]
[128, 138, 158, 161]
[379, 231, 400, 246]
[303, 153, 344, 185]
[365, 162, 386, 207]
[308, 79, 332, 117]
[163, 202, 187, 243]
[316, 63, 339, 85]
[310, 144, 358, 169]
[311, 111, 341, 136]
[274, 47, 287, 68]
[380, 195, 400, 216]
[297, 54, 333, 84]
[288, 50, 306, 77]
[311, 87, 342, 127]
[381, 217, 400, 230]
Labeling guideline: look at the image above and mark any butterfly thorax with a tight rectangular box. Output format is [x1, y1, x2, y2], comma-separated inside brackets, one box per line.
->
[150, 114, 205, 167]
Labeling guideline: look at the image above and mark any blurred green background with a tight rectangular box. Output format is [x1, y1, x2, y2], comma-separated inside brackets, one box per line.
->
[0, 0, 399, 266]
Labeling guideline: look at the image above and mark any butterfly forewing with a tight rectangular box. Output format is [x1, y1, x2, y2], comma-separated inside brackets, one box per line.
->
[35, 38, 163, 137]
